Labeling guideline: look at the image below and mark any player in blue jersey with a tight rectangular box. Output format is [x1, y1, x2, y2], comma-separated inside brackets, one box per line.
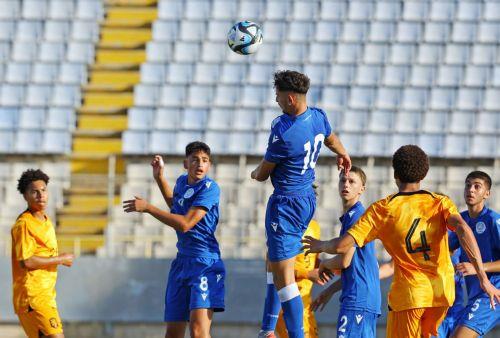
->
[123, 141, 224, 338]
[448, 171, 499, 338]
[309, 166, 380, 337]
[251, 70, 352, 338]
[433, 246, 467, 338]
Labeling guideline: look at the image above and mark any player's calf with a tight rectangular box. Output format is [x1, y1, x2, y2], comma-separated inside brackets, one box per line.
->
[190, 309, 213, 338]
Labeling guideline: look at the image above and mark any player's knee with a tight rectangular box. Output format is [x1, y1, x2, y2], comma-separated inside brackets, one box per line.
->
[190, 321, 210, 338]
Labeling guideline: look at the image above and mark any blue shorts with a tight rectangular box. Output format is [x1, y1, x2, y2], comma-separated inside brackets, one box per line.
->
[265, 193, 316, 262]
[164, 255, 225, 322]
[337, 308, 378, 338]
[435, 307, 464, 338]
[456, 297, 499, 336]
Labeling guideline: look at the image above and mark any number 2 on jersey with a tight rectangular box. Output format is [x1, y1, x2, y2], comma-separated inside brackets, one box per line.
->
[405, 218, 431, 260]
[301, 134, 325, 175]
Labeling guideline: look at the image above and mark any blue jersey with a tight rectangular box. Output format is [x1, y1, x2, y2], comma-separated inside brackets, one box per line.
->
[339, 202, 381, 315]
[449, 246, 466, 315]
[450, 207, 500, 301]
[264, 107, 332, 194]
[170, 174, 221, 259]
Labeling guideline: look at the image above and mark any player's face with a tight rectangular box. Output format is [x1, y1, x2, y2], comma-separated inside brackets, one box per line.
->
[275, 89, 291, 112]
[338, 172, 365, 202]
[464, 178, 490, 207]
[23, 180, 48, 212]
[185, 151, 211, 182]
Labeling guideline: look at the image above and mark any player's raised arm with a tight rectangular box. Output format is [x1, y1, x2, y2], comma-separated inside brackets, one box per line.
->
[123, 197, 207, 233]
[324, 133, 352, 174]
[251, 159, 276, 182]
[151, 155, 174, 208]
[301, 233, 356, 256]
[448, 213, 500, 308]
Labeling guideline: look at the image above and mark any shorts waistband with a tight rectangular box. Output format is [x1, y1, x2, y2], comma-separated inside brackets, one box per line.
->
[272, 187, 316, 197]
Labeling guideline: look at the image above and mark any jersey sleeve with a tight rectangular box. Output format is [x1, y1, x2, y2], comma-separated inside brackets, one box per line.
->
[492, 213, 500, 250]
[320, 109, 332, 137]
[347, 204, 380, 248]
[11, 221, 36, 261]
[441, 196, 460, 231]
[191, 181, 220, 211]
[264, 128, 288, 164]
[448, 230, 460, 251]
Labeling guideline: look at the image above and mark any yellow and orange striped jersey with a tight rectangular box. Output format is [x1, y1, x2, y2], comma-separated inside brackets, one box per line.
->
[348, 191, 458, 311]
[11, 210, 58, 314]
[295, 219, 321, 298]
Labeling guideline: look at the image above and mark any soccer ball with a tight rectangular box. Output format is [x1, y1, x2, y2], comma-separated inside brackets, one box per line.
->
[227, 21, 263, 55]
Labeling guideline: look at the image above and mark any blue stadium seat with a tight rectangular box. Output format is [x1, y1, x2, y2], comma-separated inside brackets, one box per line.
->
[146, 41, 173, 62]
[140, 63, 167, 84]
[160, 84, 186, 107]
[5, 62, 31, 84]
[211, 0, 237, 20]
[128, 108, 154, 130]
[43, 130, 71, 154]
[26, 85, 52, 107]
[444, 44, 469, 65]
[424, 23, 450, 43]
[429, 2, 455, 22]
[396, 22, 421, 42]
[342, 22, 368, 42]
[292, 1, 318, 20]
[207, 20, 231, 42]
[395, 110, 422, 131]
[15, 130, 43, 153]
[32, 63, 59, 84]
[452, 22, 477, 43]
[193, 63, 220, 85]
[382, 65, 409, 86]
[12, 41, 38, 62]
[59, 62, 87, 84]
[46, 107, 75, 130]
[369, 110, 394, 132]
[417, 44, 443, 65]
[307, 42, 333, 63]
[0, 107, 18, 129]
[457, 2, 482, 21]
[390, 43, 415, 65]
[266, 0, 291, 20]
[0, 21, 15, 41]
[180, 20, 206, 41]
[410, 65, 435, 87]
[315, 21, 341, 42]
[348, 1, 374, 21]
[187, 86, 213, 108]
[220, 63, 247, 84]
[457, 89, 482, 111]
[375, 1, 401, 21]
[437, 65, 462, 87]
[39, 42, 66, 62]
[376, 88, 401, 110]
[72, 21, 99, 42]
[123, 131, 150, 154]
[185, 0, 211, 20]
[66, 42, 95, 63]
[154, 108, 181, 130]
[158, 0, 184, 20]
[0, 0, 20, 19]
[174, 42, 200, 62]
[207, 108, 232, 130]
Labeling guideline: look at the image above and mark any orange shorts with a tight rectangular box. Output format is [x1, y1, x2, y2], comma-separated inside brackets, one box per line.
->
[386, 306, 448, 338]
[18, 305, 63, 338]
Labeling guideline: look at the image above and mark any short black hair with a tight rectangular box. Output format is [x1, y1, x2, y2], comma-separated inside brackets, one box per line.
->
[466, 171, 492, 190]
[185, 141, 211, 157]
[17, 169, 49, 194]
[392, 145, 429, 183]
[273, 70, 310, 94]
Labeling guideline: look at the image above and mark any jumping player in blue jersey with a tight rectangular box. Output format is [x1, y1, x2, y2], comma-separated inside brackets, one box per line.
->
[123, 142, 224, 338]
[449, 171, 499, 338]
[310, 166, 381, 337]
[251, 70, 352, 338]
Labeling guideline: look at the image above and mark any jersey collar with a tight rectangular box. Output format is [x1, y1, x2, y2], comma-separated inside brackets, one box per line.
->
[464, 206, 489, 220]
[339, 201, 363, 223]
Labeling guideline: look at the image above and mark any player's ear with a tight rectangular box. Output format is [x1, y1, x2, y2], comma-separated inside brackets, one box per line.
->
[183, 159, 188, 170]
[484, 188, 490, 200]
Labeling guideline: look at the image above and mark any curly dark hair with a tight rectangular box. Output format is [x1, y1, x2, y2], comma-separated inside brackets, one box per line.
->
[273, 70, 310, 94]
[185, 141, 211, 157]
[392, 145, 429, 183]
[466, 171, 492, 190]
[17, 169, 50, 194]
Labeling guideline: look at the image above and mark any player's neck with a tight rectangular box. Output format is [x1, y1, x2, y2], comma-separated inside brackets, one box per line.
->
[397, 182, 421, 193]
[342, 198, 359, 214]
[467, 203, 485, 219]
[284, 103, 307, 117]
[28, 208, 46, 222]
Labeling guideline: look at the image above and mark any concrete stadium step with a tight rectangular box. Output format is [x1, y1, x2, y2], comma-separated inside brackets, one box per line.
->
[78, 115, 128, 132]
[105, 0, 157, 6]
[73, 137, 122, 154]
[57, 235, 105, 254]
[101, 28, 152, 45]
[106, 6, 158, 21]
[96, 49, 146, 64]
[57, 215, 108, 233]
[70, 157, 125, 174]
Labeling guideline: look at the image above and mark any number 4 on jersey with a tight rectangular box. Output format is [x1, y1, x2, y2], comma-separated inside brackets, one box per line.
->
[405, 218, 431, 261]
[301, 134, 325, 175]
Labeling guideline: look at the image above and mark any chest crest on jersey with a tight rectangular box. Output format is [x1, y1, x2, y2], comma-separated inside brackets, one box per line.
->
[184, 188, 195, 199]
[178, 198, 184, 206]
[475, 221, 486, 234]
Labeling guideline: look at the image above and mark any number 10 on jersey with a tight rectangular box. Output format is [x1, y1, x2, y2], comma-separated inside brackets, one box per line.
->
[301, 134, 325, 175]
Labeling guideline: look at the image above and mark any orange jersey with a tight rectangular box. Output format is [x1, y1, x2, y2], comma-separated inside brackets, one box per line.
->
[11, 210, 59, 314]
[295, 219, 321, 299]
[348, 191, 458, 311]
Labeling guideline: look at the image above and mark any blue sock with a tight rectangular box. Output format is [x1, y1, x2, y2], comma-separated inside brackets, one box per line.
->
[261, 272, 281, 331]
[278, 283, 304, 338]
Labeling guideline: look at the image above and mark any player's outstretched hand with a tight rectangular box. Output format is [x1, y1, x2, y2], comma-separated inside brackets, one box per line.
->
[336, 153, 352, 175]
[308, 268, 330, 286]
[455, 262, 476, 276]
[58, 253, 74, 267]
[151, 155, 165, 181]
[479, 279, 500, 310]
[311, 288, 335, 312]
[123, 196, 149, 213]
[317, 262, 334, 284]
[301, 236, 326, 256]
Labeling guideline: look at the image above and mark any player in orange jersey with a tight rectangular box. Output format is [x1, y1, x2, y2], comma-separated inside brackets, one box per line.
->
[302, 145, 500, 338]
[11, 169, 74, 338]
[275, 219, 324, 338]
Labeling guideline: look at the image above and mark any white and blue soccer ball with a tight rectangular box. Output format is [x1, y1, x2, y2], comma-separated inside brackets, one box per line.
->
[227, 21, 263, 55]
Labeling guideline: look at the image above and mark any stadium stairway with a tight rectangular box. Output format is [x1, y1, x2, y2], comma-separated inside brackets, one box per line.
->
[57, 0, 158, 254]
